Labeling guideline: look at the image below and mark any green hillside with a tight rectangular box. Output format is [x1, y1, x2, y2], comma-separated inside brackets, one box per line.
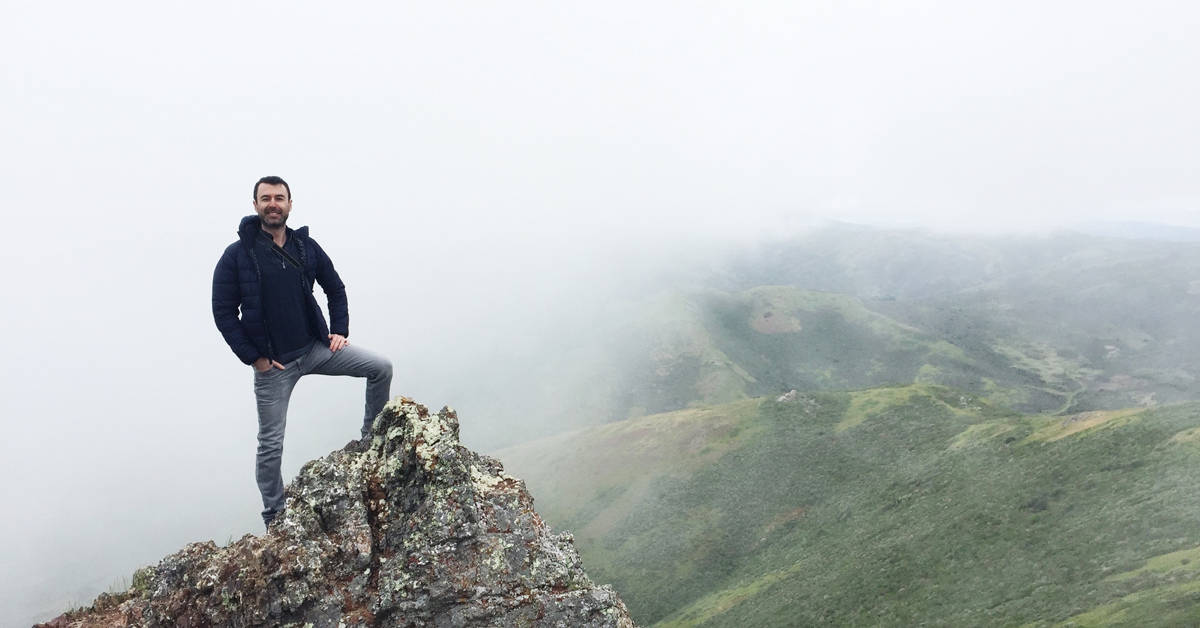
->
[726, 226, 1200, 413]
[618, 286, 1073, 419]
[456, 226, 1200, 450]
[497, 386, 1200, 626]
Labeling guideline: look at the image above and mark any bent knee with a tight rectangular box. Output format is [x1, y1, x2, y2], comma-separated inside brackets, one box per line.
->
[377, 358, 393, 380]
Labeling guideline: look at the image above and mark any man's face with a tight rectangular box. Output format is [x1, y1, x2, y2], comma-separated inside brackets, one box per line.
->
[254, 183, 292, 228]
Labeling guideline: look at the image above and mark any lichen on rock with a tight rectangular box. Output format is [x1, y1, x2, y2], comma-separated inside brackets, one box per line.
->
[40, 398, 635, 627]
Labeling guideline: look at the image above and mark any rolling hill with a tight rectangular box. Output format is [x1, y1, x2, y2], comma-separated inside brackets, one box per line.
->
[456, 225, 1200, 451]
[615, 285, 1072, 418]
[498, 386, 1200, 626]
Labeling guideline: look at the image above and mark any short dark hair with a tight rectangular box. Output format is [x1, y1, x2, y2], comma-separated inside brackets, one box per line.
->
[253, 176, 291, 200]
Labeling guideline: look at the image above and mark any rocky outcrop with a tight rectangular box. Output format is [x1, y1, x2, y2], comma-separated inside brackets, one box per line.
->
[41, 398, 635, 627]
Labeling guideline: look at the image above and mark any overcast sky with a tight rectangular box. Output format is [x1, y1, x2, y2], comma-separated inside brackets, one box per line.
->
[3, 1, 1199, 624]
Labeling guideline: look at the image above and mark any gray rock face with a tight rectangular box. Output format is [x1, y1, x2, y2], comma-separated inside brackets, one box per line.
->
[41, 399, 635, 627]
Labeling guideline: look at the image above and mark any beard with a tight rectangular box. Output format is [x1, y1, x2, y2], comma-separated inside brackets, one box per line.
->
[260, 209, 288, 226]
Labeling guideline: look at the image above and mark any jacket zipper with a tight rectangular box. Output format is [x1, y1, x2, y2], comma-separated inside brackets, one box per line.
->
[246, 246, 278, 361]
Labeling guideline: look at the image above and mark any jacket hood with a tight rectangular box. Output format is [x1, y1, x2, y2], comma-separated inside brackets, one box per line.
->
[238, 215, 309, 242]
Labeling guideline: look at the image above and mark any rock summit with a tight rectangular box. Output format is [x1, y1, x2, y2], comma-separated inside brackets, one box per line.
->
[41, 398, 635, 627]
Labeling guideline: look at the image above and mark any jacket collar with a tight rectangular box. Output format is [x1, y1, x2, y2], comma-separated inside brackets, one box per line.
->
[238, 215, 309, 244]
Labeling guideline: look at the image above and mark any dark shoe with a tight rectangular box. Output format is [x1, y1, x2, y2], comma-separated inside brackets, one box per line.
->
[347, 435, 372, 454]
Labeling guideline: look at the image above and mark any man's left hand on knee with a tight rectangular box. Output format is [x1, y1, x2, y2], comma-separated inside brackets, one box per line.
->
[329, 334, 348, 352]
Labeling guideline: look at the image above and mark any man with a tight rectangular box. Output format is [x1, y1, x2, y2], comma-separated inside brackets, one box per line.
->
[212, 175, 393, 529]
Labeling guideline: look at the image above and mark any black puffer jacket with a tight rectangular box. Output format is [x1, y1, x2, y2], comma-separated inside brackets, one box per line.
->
[212, 215, 348, 365]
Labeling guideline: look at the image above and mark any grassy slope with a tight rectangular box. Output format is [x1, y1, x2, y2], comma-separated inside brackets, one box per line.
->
[461, 228, 1200, 449]
[623, 285, 1075, 421]
[725, 227, 1200, 414]
[497, 386, 1200, 626]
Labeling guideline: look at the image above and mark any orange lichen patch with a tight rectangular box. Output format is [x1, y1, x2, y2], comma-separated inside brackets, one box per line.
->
[749, 309, 803, 334]
[37, 603, 129, 627]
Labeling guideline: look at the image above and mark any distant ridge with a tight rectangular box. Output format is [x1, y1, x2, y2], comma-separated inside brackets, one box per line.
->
[1069, 220, 1200, 242]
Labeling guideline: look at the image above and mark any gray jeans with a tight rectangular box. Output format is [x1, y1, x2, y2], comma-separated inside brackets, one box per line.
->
[253, 340, 392, 524]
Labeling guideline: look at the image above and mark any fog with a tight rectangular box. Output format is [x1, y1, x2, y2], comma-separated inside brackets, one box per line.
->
[3, 1, 1200, 624]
